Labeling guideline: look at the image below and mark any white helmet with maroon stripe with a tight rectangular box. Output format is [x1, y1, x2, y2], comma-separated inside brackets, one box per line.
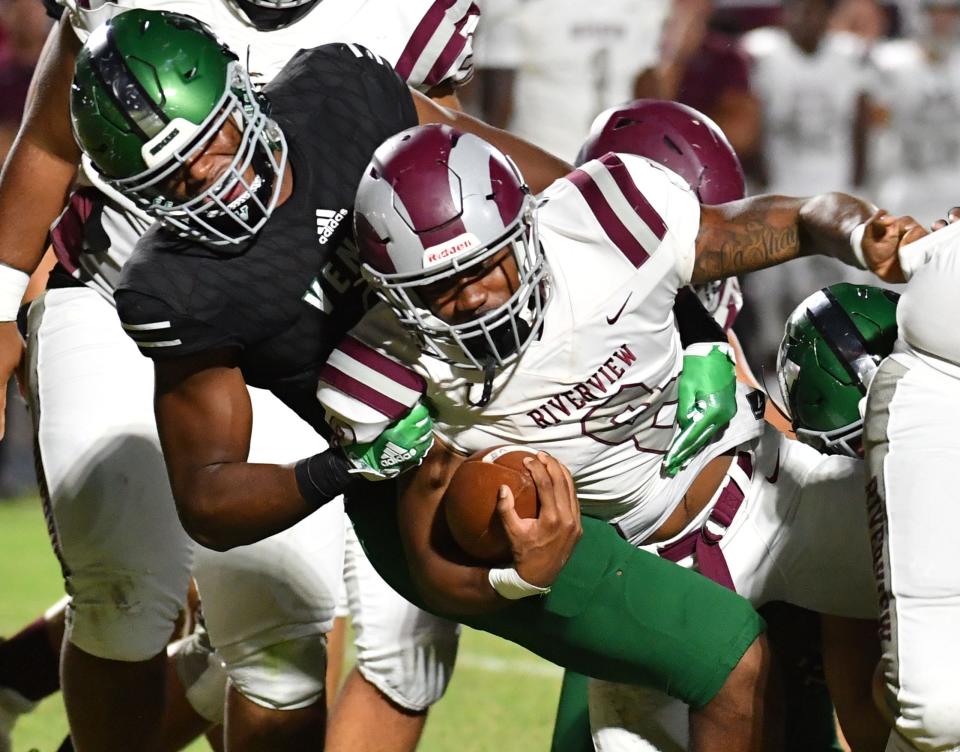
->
[354, 124, 547, 373]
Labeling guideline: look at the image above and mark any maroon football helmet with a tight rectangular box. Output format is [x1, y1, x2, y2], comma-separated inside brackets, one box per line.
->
[576, 100, 745, 204]
[354, 124, 546, 372]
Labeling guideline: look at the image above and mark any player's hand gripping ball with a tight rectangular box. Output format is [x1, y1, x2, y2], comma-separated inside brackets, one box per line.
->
[443, 445, 541, 563]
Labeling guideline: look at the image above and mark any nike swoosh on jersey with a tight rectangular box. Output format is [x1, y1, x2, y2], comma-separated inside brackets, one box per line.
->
[764, 449, 780, 484]
[606, 293, 633, 325]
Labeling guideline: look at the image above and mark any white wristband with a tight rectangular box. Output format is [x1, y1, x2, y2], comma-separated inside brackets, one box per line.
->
[0, 264, 29, 322]
[488, 567, 551, 600]
[849, 222, 868, 270]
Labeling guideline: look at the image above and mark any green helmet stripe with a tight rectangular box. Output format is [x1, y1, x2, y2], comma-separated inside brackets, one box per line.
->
[89, 27, 170, 142]
[806, 288, 876, 394]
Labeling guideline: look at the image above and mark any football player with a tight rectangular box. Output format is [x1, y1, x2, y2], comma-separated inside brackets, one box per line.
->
[860, 211, 960, 752]
[0, 0, 481, 749]
[317, 124, 921, 747]
[468, 0, 673, 158]
[575, 102, 859, 752]
[72, 12, 777, 750]
[740, 0, 880, 370]
[870, 0, 960, 228]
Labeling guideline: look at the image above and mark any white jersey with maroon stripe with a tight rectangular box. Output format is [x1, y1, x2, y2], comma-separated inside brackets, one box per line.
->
[55, 0, 479, 300]
[320, 154, 765, 532]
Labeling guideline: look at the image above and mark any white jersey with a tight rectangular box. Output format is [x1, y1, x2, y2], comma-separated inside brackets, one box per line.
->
[870, 39, 960, 225]
[318, 154, 765, 536]
[54, 0, 479, 300]
[743, 28, 871, 194]
[892, 219, 960, 375]
[482, 0, 670, 161]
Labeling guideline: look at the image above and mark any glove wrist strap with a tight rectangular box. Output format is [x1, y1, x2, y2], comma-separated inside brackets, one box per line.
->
[294, 449, 355, 509]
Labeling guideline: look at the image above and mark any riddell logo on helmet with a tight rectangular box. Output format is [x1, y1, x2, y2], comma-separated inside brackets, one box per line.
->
[423, 233, 480, 268]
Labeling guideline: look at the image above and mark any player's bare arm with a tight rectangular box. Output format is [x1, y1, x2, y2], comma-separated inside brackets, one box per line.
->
[0, 16, 80, 437]
[412, 90, 572, 195]
[692, 193, 919, 284]
[153, 352, 319, 551]
[396, 439, 581, 617]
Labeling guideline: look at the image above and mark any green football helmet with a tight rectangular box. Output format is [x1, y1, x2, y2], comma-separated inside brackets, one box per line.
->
[777, 283, 900, 457]
[70, 9, 287, 248]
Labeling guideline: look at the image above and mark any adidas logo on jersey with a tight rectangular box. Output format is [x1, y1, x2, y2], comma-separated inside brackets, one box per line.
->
[316, 209, 348, 245]
[379, 441, 417, 468]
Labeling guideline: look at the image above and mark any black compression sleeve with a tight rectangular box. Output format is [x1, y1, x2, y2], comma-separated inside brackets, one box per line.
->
[295, 448, 356, 509]
[673, 288, 725, 347]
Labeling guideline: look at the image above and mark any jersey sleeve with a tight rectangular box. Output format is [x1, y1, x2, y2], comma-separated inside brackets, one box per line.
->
[392, 0, 481, 91]
[560, 152, 701, 290]
[114, 288, 244, 360]
[316, 307, 426, 445]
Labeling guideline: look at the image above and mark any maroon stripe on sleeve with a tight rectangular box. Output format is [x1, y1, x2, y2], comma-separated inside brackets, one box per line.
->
[337, 336, 427, 394]
[421, 3, 478, 89]
[319, 365, 410, 422]
[599, 153, 667, 240]
[395, 0, 457, 82]
[566, 169, 650, 268]
[50, 189, 96, 274]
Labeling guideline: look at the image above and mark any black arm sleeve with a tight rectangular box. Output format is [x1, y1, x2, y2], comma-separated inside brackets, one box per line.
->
[673, 288, 726, 348]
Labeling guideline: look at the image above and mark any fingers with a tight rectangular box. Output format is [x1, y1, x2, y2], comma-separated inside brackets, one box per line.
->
[523, 454, 558, 522]
[665, 421, 719, 477]
[524, 452, 580, 527]
[932, 207, 960, 231]
[496, 483, 525, 539]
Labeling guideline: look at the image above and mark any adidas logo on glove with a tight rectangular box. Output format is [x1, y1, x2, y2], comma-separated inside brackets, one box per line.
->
[380, 441, 417, 467]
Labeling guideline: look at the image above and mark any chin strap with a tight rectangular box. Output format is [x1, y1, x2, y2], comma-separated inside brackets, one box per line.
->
[468, 358, 497, 408]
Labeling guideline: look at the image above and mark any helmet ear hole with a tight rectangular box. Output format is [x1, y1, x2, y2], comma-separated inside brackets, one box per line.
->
[662, 135, 683, 156]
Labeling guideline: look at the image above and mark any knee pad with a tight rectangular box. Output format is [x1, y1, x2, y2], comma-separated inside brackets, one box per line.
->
[355, 623, 460, 712]
[169, 630, 227, 724]
[65, 575, 184, 662]
[223, 631, 328, 711]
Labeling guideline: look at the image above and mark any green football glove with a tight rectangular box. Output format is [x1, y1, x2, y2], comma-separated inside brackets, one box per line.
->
[342, 403, 434, 481]
[663, 343, 737, 478]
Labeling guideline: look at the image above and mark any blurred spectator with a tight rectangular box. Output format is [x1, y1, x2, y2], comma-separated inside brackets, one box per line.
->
[830, 0, 891, 44]
[870, 0, 960, 226]
[468, 0, 679, 160]
[664, 10, 763, 159]
[737, 0, 883, 372]
[0, 0, 51, 161]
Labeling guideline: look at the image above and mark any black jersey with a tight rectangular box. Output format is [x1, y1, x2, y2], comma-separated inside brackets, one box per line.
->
[115, 43, 418, 434]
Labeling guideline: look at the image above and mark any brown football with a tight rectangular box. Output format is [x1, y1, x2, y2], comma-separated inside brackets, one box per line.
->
[443, 445, 541, 564]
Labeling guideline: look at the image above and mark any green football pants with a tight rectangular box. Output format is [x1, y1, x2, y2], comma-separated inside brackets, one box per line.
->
[346, 489, 764, 710]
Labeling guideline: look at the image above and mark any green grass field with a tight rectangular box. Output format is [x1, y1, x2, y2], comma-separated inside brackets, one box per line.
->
[0, 496, 563, 752]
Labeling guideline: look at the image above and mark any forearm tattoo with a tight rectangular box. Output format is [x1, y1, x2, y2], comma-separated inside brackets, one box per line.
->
[692, 202, 800, 284]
